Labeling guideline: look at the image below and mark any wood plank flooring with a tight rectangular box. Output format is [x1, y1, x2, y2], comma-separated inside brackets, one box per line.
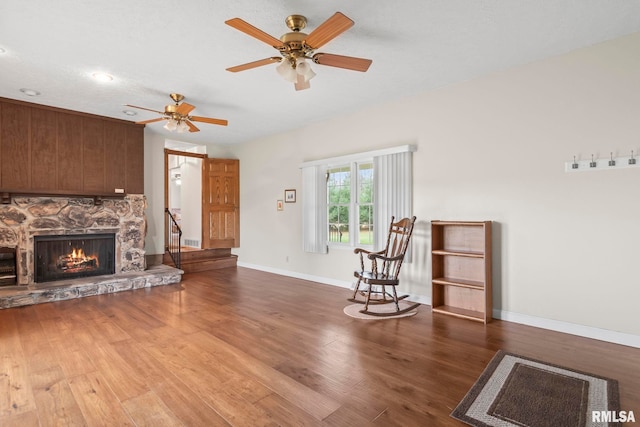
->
[1, 267, 638, 426]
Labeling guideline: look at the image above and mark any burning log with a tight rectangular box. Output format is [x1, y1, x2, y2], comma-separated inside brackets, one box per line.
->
[56, 248, 99, 272]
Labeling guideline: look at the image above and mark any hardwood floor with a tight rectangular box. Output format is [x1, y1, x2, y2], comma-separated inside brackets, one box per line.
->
[1, 267, 638, 426]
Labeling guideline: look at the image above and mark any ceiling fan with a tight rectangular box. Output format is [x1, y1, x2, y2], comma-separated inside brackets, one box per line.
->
[225, 12, 372, 91]
[125, 93, 228, 133]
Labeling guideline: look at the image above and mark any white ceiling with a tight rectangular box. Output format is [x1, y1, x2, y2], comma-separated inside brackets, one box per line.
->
[1, 1, 639, 146]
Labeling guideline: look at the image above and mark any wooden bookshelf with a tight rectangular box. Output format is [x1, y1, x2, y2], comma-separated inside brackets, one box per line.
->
[431, 221, 492, 323]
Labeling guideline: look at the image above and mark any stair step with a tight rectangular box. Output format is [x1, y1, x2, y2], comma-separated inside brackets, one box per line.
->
[181, 248, 232, 262]
[163, 249, 237, 273]
[181, 255, 237, 273]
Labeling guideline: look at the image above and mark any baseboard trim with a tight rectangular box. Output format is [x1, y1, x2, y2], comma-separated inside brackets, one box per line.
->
[237, 261, 640, 349]
[493, 309, 640, 349]
[237, 262, 352, 289]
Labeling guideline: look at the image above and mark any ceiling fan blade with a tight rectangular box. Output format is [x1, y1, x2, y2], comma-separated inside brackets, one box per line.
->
[304, 12, 354, 49]
[135, 117, 164, 125]
[312, 53, 372, 72]
[294, 74, 311, 91]
[225, 18, 284, 48]
[124, 104, 164, 114]
[186, 120, 200, 132]
[190, 116, 229, 126]
[226, 57, 281, 73]
[176, 102, 196, 116]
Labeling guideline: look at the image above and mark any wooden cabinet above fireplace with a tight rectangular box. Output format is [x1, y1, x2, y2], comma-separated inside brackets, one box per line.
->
[0, 97, 144, 199]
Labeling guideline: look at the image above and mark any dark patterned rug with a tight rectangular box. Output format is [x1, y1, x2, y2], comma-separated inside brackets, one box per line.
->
[452, 350, 620, 427]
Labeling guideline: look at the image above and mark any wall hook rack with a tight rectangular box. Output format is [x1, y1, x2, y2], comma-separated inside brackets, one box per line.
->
[566, 151, 640, 172]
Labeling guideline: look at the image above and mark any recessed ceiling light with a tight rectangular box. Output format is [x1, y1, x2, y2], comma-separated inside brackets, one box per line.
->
[20, 88, 41, 96]
[122, 110, 137, 116]
[92, 72, 113, 82]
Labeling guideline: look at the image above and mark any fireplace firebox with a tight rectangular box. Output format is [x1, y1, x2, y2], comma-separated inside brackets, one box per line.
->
[34, 234, 115, 283]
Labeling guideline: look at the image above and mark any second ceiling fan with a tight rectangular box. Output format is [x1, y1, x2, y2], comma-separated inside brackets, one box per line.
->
[126, 93, 228, 133]
[225, 12, 372, 91]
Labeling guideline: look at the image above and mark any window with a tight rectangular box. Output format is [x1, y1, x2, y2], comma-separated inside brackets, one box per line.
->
[327, 162, 374, 246]
[301, 145, 415, 254]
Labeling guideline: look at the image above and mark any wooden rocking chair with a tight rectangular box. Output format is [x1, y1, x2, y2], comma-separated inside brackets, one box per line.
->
[349, 216, 419, 316]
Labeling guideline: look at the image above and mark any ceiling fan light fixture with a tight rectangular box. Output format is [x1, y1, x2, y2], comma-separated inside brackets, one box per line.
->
[296, 58, 316, 82]
[276, 60, 297, 82]
[176, 121, 189, 133]
[294, 74, 311, 91]
[164, 118, 178, 131]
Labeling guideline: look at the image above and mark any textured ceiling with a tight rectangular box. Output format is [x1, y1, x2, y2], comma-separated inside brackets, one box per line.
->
[1, 1, 639, 146]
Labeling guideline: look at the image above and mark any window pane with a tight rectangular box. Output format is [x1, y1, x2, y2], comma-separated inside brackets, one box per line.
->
[338, 206, 349, 224]
[338, 206, 349, 243]
[358, 163, 373, 204]
[328, 166, 350, 204]
[328, 165, 351, 243]
[358, 205, 373, 245]
[328, 206, 349, 243]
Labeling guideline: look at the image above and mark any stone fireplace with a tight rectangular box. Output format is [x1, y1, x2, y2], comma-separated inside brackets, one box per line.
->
[0, 195, 146, 286]
[0, 194, 183, 309]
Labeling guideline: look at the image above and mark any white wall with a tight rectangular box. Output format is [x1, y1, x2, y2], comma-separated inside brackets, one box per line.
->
[143, 129, 166, 255]
[229, 32, 640, 338]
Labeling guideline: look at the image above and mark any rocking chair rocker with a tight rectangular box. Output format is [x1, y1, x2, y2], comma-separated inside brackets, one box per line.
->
[349, 216, 419, 316]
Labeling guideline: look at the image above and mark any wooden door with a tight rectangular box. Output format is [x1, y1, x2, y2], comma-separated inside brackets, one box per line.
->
[202, 158, 239, 248]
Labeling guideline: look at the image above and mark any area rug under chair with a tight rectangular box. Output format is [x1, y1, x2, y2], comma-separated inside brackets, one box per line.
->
[452, 350, 620, 427]
[343, 301, 418, 319]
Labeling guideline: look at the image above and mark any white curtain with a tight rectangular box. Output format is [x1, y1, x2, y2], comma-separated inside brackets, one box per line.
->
[373, 151, 413, 251]
[301, 165, 328, 253]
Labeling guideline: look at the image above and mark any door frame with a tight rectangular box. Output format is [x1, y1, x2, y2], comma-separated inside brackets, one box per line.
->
[164, 149, 208, 251]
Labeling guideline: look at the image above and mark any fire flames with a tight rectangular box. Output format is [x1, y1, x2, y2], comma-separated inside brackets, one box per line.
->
[56, 248, 99, 272]
[71, 248, 87, 260]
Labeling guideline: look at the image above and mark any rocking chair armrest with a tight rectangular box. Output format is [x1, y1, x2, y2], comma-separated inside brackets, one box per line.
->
[367, 253, 405, 263]
[355, 248, 386, 272]
[353, 248, 385, 255]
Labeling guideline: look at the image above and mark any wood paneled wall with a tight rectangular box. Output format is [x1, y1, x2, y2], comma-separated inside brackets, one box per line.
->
[0, 97, 144, 196]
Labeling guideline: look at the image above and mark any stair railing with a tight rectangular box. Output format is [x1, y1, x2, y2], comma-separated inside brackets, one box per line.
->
[165, 208, 182, 270]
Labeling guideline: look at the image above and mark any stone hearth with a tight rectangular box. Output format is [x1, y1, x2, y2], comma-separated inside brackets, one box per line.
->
[0, 264, 182, 309]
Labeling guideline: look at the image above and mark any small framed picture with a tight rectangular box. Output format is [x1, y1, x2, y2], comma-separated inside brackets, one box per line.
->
[284, 189, 296, 203]
[277, 200, 284, 211]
